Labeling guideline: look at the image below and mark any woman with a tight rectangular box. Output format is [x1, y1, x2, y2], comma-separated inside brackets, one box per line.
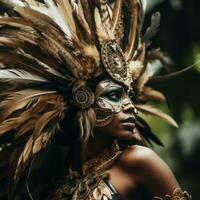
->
[0, 0, 191, 199]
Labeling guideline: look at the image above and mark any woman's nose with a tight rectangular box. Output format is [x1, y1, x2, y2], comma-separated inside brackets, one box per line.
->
[122, 98, 138, 115]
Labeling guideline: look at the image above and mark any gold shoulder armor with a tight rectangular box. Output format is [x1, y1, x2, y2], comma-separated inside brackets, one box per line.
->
[154, 188, 192, 200]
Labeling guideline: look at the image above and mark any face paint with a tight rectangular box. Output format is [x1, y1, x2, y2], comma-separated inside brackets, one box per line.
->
[94, 80, 135, 127]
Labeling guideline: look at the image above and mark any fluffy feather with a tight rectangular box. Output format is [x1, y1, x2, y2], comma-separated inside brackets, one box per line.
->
[143, 12, 161, 45]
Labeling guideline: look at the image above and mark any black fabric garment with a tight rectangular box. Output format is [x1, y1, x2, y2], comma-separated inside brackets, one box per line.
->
[105, 182, 124, 200]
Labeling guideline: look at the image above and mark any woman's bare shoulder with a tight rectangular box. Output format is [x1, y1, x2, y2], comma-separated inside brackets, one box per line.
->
[118, 145, 180, 196]
[119, 145, 159, 168]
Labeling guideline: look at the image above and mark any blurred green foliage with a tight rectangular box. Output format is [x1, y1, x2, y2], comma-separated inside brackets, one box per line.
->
[144, 0, 200, 199]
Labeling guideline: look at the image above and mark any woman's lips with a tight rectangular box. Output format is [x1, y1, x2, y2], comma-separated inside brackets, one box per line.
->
[120, 117, 136, 130]
[121, 122, 135, 129]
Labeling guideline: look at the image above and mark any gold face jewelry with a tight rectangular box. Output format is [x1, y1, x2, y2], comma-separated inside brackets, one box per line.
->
[101, 40, 132, 88]
[72, 86, 95, 109]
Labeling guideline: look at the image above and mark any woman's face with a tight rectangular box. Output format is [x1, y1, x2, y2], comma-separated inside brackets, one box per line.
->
[94, 80, 137, 140]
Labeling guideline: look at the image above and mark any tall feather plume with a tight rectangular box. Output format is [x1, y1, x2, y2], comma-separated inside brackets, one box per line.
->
[70, 0, 91, 35]
[98, 0, 112, 33]
[80, 0, 97, 41]
[111, 0, 124, 44]
[56, 0, 76, 35]
[124, 0, 139, 61]
[111, 0, 122, 33]
[94, 7, 112, 44]
[0, 2, 76, 194]
[44, 0, 73, 37]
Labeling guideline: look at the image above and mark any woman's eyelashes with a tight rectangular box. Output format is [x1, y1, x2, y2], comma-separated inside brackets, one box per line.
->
[107, 92, 122, 102]
[102, 87, 124, 103]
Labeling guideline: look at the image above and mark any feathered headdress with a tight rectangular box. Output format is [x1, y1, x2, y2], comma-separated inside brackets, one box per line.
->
[0, 0, 179, 199]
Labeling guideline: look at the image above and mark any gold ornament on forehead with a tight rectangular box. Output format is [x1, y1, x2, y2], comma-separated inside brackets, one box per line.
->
[101, 40, 132, 88]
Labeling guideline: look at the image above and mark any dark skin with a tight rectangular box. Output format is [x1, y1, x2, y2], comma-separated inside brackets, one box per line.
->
[84, 84, 180, 199]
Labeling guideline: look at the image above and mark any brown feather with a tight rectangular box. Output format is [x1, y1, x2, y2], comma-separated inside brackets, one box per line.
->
[111, 0, 124, 44]
[135, 104, 178, 128]
[143, 87, 166, 102]
[148, 63, 196, 83]
[125, 0, 139, 60]
[80, 0, 97, 41]
[112, 0, 122, 33]
[56, 0, 77, 35]
[98, 0, 112, 32]
[0, 90, 56, 123]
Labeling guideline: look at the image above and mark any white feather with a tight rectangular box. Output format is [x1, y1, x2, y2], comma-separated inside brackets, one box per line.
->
[70, 0, 78, 13]
[69, 0, 91, 34]
[44, 0, 72, 37]
[25, 0, 49, 16]
[1, 0, 25, 7]
[0, 69, 48, 82]
[146, 61, 162, 77]
[141, 0, 147, 13]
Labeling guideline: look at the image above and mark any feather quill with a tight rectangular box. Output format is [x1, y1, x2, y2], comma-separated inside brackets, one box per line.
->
[125, 0, 139, 60]
[0, 69, 48, 82]
[111, 0, 122, 33]
[135, 104, 178, 128]
[0, 90, 56, 122]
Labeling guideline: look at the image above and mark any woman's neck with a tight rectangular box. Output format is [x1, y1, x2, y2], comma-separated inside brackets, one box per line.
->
[83, 133, 114, 162]
[81, 136, 120, 175]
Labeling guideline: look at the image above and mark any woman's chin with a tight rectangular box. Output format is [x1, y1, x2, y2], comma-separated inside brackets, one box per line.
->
[114, 130, 135, 141]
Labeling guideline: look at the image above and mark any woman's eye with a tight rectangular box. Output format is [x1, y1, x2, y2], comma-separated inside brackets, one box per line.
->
[101, 86, 124, 102]
[107, 92, 121, 101]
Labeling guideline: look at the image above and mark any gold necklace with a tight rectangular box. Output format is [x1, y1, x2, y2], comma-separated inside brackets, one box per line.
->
[81, 140, 120, 175]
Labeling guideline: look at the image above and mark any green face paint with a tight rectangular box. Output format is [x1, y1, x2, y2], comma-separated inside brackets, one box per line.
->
[94, 80, 135, 127]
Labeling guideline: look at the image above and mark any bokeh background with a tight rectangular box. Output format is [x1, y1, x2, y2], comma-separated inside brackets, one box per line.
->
[143, 0, 200, 198]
